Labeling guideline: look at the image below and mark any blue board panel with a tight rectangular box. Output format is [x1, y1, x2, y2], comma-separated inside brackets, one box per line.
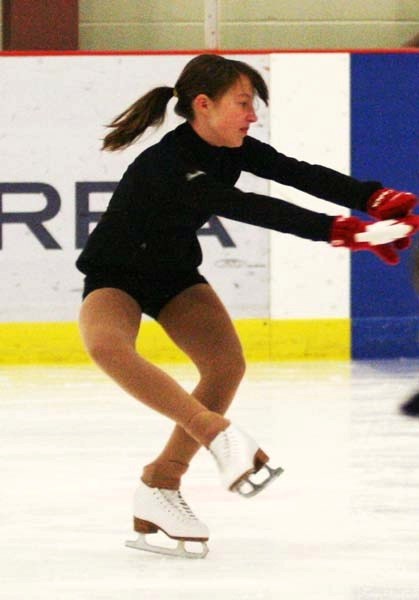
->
[351, 53, 419, 358]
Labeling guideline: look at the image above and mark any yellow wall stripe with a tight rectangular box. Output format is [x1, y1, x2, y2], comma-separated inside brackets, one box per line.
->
[0, 318, 350, 364]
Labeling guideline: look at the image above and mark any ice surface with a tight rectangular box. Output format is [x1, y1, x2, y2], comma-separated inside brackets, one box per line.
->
[1, 360, 418, 599]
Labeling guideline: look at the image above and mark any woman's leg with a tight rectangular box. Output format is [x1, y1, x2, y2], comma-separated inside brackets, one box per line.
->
[79, 287, 230, 447]
[142, 283, 246, 489]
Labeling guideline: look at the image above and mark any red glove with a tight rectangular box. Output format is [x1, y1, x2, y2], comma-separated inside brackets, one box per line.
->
[367, 188, 418, 250]
[367, 188, 417, 219]
[330, 215, 419, 265]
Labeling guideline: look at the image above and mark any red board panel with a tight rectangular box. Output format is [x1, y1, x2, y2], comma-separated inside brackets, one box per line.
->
[3, 0, 78, 50]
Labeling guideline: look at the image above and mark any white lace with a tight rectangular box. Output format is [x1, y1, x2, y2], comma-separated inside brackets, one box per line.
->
[152, 488, 199, 523]
[210, 428, 240, 468]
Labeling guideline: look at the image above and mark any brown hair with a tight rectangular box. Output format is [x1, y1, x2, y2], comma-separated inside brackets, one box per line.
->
[102, 54, 269, 151]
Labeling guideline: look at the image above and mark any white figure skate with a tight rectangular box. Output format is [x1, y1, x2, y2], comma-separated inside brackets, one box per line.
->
[209, 424, 283, 498]
[125, 480, 209, 559]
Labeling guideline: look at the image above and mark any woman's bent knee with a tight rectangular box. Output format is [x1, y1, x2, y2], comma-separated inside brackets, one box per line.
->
[201, 348, 246, 386]
[83, 333, 135, 369]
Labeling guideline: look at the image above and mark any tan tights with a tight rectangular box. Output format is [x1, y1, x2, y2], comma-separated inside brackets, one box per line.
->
[79, 284, 246, 490]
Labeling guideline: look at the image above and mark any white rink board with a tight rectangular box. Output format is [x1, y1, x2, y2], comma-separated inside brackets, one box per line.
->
[0, 54, 270, 321]
[0, 52, 352, 323]
[269, 53, 351, 319]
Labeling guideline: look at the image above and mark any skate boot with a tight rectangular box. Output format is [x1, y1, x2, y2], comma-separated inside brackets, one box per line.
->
[125, 480, 209, 558]
[400, 391, 419, 416]
[209, 424, 283, 498]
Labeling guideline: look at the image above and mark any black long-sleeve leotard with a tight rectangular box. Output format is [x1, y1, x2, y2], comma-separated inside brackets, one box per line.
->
[76, 122, 381, 277]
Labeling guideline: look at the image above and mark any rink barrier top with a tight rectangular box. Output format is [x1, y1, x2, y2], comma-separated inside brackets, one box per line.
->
[0, 48, 418, 57]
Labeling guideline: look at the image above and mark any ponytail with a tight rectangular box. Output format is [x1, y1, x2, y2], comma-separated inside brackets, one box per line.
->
[102, 54, 269, 152]
[102, 86, 174, 151]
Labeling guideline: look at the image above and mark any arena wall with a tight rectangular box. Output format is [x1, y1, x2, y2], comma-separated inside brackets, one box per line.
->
[1, 2, 418, 51]
[77, 1, 418, 51]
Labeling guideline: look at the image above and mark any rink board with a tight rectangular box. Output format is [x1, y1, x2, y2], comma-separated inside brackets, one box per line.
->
[0, 319, 350, 363]
[350, 53, 419, 358]
[0, 50, 417, 362]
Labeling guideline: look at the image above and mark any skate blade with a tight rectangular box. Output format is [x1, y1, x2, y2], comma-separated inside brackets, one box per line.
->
[233, 463, 284, 498]
[125, 533, 209, 559]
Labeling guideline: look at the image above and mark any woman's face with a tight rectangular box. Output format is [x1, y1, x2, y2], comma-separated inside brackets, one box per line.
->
[192, 75, 258, 148]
